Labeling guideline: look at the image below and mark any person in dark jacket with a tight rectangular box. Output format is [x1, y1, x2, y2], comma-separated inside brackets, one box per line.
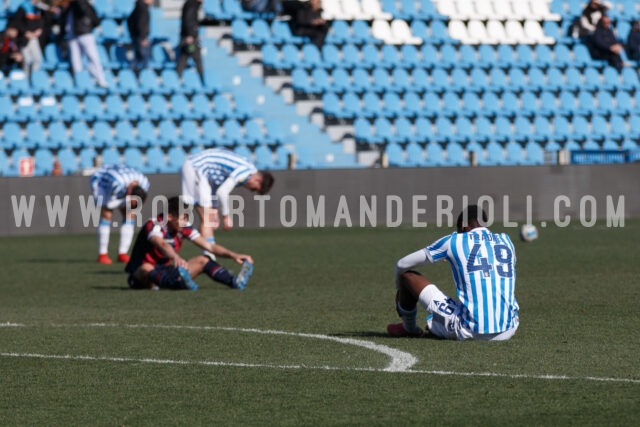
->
[590, 15, 624, 71]
[127, 0, 153, 70]
[12, 0, 44, 76]
[626, 19, 640, 60]
[578, 0, 612, 38]
[60, 0, 108, 87]
[291, 0, 329, 48]
[0, 25, 24, 74]
[176, 0, 203, 81]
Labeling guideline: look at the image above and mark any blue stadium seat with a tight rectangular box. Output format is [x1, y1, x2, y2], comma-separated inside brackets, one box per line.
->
[126, 94, 148, 121]
[372, 67, 392, 93]
[591, 114, 609, 140]
[410, 19, 428, 40]
[430, 68, 450, 92]
[534, 44, 553, 67]
[497, 45, 516, 68]
[7, 69, 29, 95]
[39, 96, 60, 122]
[362, 92, 382, 118]
[500, 91, 520, 119]
[474, 117, 493, 142]
[139, 69, 160, 94]
[447, 142, 466, 166]
[327, 20, 351, 44]
[520, 91, 539, 119]
[281, 44, 301, 69]
[422, 91, 441, 119]
[468, 67, 489, 93]
[489, 68, 508, 91]
[582, 67, 601, 91]
[26, 122, 47, 149]
[147, 94, 168, 120]
[564, 67, 582, 91]
[169, 94, 192, 120]
[15, 96, 38, 122]
[79, 147, 97, 169]
[425, 142, 445, 166]
[403, 91, 422, 118]
[621, 68, 640, 91]
[478, 45, 496, 67]
[93, 121, 113, 148]
[411, 68, 430, 93]
[180, 120, 201, 146]
[458, 45, 478, 69]
[484, 141, 506, 166]
[105, 95, 127, 121]
[442, 91, 461, 118]
[454, 117, 473, 143]
[440, 44, 459, 68]
[435, 116, 455, 143]
[272, 20, 304, 44]
[361, 44, 381, 69]
[273, 145, 291, 169]
[99, 19, 121, 43]
[342, 92, 362, 119]
[191, 94, 212, 120]
[151, 44, 172, 69]
[145, 146, 168, 173]
[340, 44, 361, 69]
[385, 143, 406, 166]
[524, 141, 544, 165]
[553, 114, 572, 141]
[160, 69, 181, 94]
[183, 68, 205, 94]
[321, 45, 342, 71]
[559, 90, 577, 114]
[614, 91, 633, 116]
[351, 68, 371, 93]
[116, 69, 139, 95]
[494, 116, 512, 142]
[533, 115, 553, 143]
[515, 44, 534, 67]
[231, 20, 254, 45]
[43, 43, 65, 70]
[158, 120, 180, 147]
[354, 117, 374, 143]
[352, 20, 374, 44]
[381, 45, 401, 68]
[47, 121, 68, 148]
[415, 117, 434, 141]
[83, 95, 105, 121]
[572, 115, 590, 141]
[124, 147, 145, 170]
[30, 69, 51, 95]
[430, 20, 449, 43]
[167, 146, 187, 171]
[253, 145, 274, 170]
[136, 121, 158, 147]
[405, 142, 425, 166]
[395, 117, 413, 143]
[114, 121, 138, 148]
[55, 147, 77, 175]
[602, 66, 621, 91]
[399, 0, 419, 20]
[375, 117, 395, 142]
[400, 44, 420, 68]
[514, 116, 532, 142]
[262, 44, 280, 69]
[528, 67, 548, 92]
[234, 145, 253, 161]
[596, 90, 615, 115]
[202, 119, 223, 146]
[1, 122, 20, 149]
[539, 91, 558, 117]
[70, 121, 91, 148]
[113, 0, 135, 18]
[450, 68, 469, 92]
[481, 92, 501, 118]
[577, 90, 596, 116]
[101, 147, 121, 165]
[34, 148, 55, 175]
[382, 92, 403, 118]
[223, 120, 245, 145]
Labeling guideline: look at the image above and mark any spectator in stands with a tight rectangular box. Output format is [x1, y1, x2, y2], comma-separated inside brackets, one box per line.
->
[0, 25, 24, 73]
[127, 0, 153, 70]
[176, 0, 204, 81]
[60, 0, 108, 87]
[578, 0, 613, 39]
[590, 15, 624, 71]
[12, 0, 45, 76]
[626, 20, 640, 60]
[241, 0, 282, 14]
[290, 0, 329, 48]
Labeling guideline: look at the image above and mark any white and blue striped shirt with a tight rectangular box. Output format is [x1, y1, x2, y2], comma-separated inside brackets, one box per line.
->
[424, 227, 519, 334]
[189, 148, 257, 191]
[90, 164, 150, 202]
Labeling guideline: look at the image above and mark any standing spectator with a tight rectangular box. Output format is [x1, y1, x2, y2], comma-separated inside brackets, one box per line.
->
[626, 20, 640, 60]
[241, 0, 281, 14]
[290, 0, 329, 48]
[578, 0, 613, 39]
[127, 0, 153, 70]
[590, 15, 624, 71]
[176, 0, 203, 81]
[0, 25, 24, 73]
[60, 0, 108, 87]
[12, 0, 45, 76]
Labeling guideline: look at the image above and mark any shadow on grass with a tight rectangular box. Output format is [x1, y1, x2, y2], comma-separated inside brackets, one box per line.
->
[90, 286, 130, 291]
[23, 258, 89, 264]
[332, 331, 441, 340]
[92, 270, 124, 275]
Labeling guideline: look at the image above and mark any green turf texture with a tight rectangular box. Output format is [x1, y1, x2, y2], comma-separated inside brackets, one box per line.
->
[1, 222, 639, 426]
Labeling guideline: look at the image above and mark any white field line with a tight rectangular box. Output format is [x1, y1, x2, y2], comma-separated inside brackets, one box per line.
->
[2, 323, 639, 384]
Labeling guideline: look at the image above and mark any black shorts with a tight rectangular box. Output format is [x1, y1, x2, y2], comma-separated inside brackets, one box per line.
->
[127, 264, 173, 289]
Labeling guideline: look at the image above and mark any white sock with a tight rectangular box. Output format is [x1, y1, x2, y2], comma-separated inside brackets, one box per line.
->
[98, 219, 110, 255]
[118, 220, 135, 255]
[397, 302, 418, 332]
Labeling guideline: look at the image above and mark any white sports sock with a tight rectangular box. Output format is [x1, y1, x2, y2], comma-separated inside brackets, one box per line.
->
[397, 302, 418, 332]
[118, 220, 135, 255]
[98, 219, 110, 255]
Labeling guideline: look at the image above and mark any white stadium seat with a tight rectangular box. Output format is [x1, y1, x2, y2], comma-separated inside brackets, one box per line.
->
[362, 0, 393, 20]
[485, 20, 508, 44]
[448, 19, 473, 44]
[510, 0, 534, 20]
[341, 0, 366, 20]
[390, 19, 422, 45]
[372, 19, 395, 44]
[524, 20, 555, 45]
[491, 0, 516, 20]
[529, 0, 562, 21]
[505, 20, 530, 44]
[321, 0, 342, 20]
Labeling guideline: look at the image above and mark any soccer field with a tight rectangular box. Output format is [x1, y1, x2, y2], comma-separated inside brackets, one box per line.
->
[1, 223, 639, 425]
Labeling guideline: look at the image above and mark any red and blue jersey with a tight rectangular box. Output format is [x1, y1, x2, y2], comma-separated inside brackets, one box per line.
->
[125, 216, 200, 274]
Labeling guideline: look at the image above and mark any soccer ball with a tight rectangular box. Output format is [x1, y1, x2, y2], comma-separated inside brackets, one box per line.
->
[519, 224, 539, 242]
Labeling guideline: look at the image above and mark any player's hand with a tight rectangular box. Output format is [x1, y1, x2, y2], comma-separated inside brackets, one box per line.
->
[232, 254, 253, 265]
[173, 256, 189, 269]
[222, 215, 233, 230]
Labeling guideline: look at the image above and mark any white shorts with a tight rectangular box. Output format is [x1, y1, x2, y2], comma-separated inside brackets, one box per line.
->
[419, 285, 519, 341]
[181, 160, 217, 208]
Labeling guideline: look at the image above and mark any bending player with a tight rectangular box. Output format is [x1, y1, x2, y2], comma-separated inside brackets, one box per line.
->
[125, 196, 254, 291]
[181, 148, 274, 255]
[387, 205, 519, 341]
[90, 164, 150, 264]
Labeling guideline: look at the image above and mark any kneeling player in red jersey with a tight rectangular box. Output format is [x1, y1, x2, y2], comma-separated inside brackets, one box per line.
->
[125, 196, 254, 290]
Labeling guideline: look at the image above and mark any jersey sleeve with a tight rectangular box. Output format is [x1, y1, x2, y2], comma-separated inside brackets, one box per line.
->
[146, 221, 164, 240]
[182, 224, 201, 241]
[424, 234, 453, 263]
[229, 165, 256, 185]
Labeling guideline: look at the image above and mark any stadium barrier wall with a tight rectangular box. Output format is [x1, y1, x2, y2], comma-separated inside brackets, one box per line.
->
[1, 164, 638, 236]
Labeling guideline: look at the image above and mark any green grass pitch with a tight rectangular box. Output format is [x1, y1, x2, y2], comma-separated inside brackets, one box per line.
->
[1, 222, 639, 425]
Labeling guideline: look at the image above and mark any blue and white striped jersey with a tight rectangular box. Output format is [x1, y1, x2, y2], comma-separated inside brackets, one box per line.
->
[90, 165, 150, 201]
[188, 148, 257, 191]
[425, 227, 518, 334]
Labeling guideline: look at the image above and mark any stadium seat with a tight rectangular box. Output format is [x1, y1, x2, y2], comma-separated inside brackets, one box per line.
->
[145, 146, 168, 173]
[79, 147, 97, 169]
[405, 142, 426, 166]
[83, 95, 106, 121]
[158, 120, 180, 147]
[34, 148, 55, 175]
[57, 147, 79, 175]
[123, 147, 144, 170]
[70, 121, 91, 148]
[395, 117, 413, 143]
[385, 143, 406, 166]
[425, 142, 445, 166]
[30, 69, 51, 95]
[39, 96, 60, 122]
[524, 141, 544, 165]
[15, 96, 38, 122]
[93, 121, 114, 148]
[105, 95, 127, 121]
[254, 145, 275, 169]
[167, 146, 187, 171]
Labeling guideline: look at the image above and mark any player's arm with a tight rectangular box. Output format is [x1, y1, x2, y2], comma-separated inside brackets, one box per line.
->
[395, 235, 450, 288]
[148, 235, 189, 268]
[192, 235, 253, 265]
[215, 178, 237, 230]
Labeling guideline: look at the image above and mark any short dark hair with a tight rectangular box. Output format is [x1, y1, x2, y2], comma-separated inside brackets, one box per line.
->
[456, 205, 487, 232]
[131, 185, 148, 203]
[167, 196, 191, 217]
[258, 171, 274, 195]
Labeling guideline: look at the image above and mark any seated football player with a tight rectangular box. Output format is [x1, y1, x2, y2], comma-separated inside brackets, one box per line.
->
[125, 196, 254, 291]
